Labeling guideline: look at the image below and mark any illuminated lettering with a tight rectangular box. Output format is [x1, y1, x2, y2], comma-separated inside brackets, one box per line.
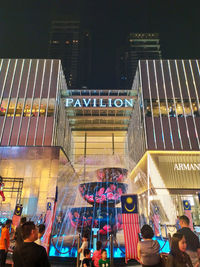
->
[83, 99, 91, 107]
[125, 99, 133, 107]
[93, 99, 97, 107]
[114, 99, 123, 108]
[108, 99, 112, 107]
[65, 98, 134, 108]
[174, 163, 200, 171]
[66, 98, 73, 107]
[99, 99, 106, 107]
[74, 99, 81, 107]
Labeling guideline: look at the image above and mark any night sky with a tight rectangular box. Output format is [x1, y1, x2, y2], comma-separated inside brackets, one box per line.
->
[0, 0, 199, 88]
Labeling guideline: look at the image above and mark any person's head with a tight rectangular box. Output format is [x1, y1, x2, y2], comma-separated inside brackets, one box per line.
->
[20, 217, 27, 226]
[179, 215, 190, 228]
[141, 224, 154, 239]
[82, 234, 88, 242]
[0, 176, 3, 183]
[96, 240, 102, 251]
[101, 249, 107, 260]
[22, 221, 38, 242]
[84, 248, 90, 258]
[171, 233, 187, 257]
[38, 224, 45, 238]
[5, 219, 12, 228]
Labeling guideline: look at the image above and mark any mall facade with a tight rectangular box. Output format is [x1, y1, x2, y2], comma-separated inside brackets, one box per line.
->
[0, 58, 200, 228]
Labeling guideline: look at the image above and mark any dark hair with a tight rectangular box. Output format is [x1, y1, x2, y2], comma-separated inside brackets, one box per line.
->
[101, 249, 107, 254]
[84, 248, 90, 257]
[0, 176, 3, 182]
[141, 224, 154, 239]
[170, 233, 186, 263]
[20, 217, 27, 225]
[38, 224, 45, 234]
[179, 215, 189, 225]
[22, 221, 36, 240]
[96, 241, 102, 251]
[83, 233, 88, 239]
[5, 219, 12, 226]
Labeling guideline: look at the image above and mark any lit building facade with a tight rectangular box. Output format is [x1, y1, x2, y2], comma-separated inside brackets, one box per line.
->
[128, 59, 200, 227]
[1, 57, 200, 255]
[0, 58, 74, 215]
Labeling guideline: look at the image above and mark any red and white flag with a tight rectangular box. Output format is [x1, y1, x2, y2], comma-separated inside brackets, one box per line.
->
[152, 214, 160, 236]
[12, 204, 23, 229]
[183, 200, 193, 231]
[121, 195, 140, 263]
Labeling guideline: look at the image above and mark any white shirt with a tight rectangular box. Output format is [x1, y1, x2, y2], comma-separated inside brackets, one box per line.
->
[80, 241, 88, 261]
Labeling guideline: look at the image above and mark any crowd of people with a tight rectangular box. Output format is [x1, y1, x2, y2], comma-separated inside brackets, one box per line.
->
[137, 215, 200, 267]
[78, 235, 110, 267]
[0, 217, 50, 267]
[0, 214, 200, 267]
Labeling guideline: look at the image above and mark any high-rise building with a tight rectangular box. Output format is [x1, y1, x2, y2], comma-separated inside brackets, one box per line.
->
[48, 20, 92, 88]
[116, 33, 161, 89]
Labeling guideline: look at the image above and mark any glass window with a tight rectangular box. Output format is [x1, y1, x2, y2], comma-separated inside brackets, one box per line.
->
[16, 98, 24, 116]
[32, 98, 40, 117]
[183, 100, 192, 116]
[159, 100, 168, 117]
[0, 99, 8, 116]
[192, 100, 200, 117]
[40, 99, 47, 116]
[175, 100, 183, 117]
[47, 98, 55, 116]
[24, 98, 31, 116]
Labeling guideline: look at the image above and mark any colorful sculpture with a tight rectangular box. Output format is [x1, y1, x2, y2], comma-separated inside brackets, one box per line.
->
[69, 168, 127, 237]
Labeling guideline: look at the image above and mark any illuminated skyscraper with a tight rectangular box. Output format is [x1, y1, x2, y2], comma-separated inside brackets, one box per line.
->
[116, 33, 161, 89]
[48, 20, 92, 88]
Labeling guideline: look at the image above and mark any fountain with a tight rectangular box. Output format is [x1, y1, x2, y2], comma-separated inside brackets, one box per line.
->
[69, 168, 128, 239]
[49, 166, 129, 258]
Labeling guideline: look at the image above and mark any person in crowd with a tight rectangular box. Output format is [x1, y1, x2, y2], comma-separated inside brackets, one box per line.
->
[137, 224, 161, 267]
[14, 216, 26, 248]
[178, 215, 200, 266]
[78, 234, 88, 266]
[13, 221, 50, 267]
[35, 224, 45, 245]
[99, 249, 110, 267]
[92, 241, 102, 267]
[166, 232, 193, 267]
[0, 219, 12, 267]
[82, 248, 92, 267]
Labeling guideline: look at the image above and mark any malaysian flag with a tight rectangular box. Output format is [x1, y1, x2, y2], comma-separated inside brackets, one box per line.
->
[12, 204, 23, 229]
[152, 206, 160, 236]
[183, 200, 193, 231]
[42, 186, 58, 255]
[121, 194, 140, 263]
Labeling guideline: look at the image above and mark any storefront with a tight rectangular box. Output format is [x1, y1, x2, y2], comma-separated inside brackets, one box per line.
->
[130, 151, 200, 227]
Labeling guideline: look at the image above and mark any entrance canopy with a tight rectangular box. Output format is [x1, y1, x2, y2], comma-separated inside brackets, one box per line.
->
[61, 89, 137, 130]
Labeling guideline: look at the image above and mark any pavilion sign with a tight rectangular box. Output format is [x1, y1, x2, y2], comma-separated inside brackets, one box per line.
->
[65, 98, 134, 108]
[174, 163, 200, 171]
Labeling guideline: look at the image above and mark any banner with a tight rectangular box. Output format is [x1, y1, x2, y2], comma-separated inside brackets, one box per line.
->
[183, 200, 193, 231]
[42, 186, 58, 255]
[121, 194, 140, 263]
[12, 204, 23, 230]
[152, 206, 160, 236]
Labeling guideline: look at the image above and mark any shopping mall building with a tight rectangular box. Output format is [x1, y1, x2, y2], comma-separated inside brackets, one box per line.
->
[0, 58, 200, 234]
